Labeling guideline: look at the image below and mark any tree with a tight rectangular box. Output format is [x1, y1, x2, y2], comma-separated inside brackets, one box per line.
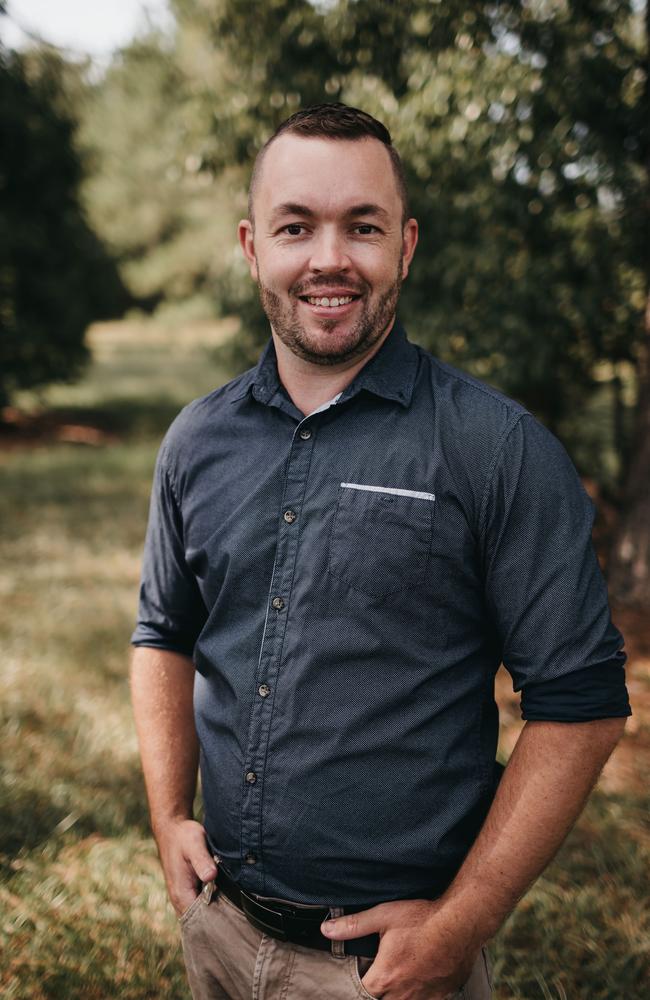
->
[78, 34, 233, 315]
[165, 1, 644, 421]
[0, 45, 125, 406]
[78, 0, 648, 602]
[607, 0, 650, 606]
[191, 0, 649, 602]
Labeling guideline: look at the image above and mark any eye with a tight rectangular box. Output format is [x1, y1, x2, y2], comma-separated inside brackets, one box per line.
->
[354, 224, 379, 235]
[282, 223, 306, 236]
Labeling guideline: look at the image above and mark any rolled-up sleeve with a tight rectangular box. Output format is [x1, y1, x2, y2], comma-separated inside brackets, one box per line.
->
[131, 442, 207, 656]
[479, 414, 631, 722]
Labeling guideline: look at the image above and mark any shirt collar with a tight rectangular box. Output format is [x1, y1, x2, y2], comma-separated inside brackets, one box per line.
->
[340, 320, 418, 408]
[229, 319, 418, 409]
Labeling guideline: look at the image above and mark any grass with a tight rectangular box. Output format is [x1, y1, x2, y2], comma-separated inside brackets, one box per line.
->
[0, 440, 182, 999]
[1, 320, 648, 998]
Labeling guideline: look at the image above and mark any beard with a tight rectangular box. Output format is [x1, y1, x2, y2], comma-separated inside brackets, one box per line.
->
[257, 257, 404, 367]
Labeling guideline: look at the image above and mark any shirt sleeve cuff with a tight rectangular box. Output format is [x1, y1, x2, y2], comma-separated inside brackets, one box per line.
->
[520, 656, 631, 722]
[131, 624, 196, 658]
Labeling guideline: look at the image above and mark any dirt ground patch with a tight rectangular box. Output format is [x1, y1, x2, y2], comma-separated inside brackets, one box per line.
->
[0, 407, 121, 450]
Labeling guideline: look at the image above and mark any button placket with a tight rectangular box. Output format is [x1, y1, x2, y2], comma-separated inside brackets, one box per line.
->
[239, 420, 316, 891]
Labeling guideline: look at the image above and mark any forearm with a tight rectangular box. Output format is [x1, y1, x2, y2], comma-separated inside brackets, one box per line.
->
[440, 717, 626, 944]
[130, 646, 198, 836]
[130, 646, 217, 912]
[321, 718, 625, 997]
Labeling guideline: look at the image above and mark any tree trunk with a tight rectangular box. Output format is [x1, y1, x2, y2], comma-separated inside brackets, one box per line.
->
[608, 300, 650, 606]
[608, 4, 650, 608]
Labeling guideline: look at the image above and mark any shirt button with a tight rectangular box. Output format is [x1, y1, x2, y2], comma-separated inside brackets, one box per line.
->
[271, 596, 285, 610]
[283, 510, 297, 524]
[299, 428, 312, 440]
[245, 852, 257, 865]
[245, 771, 257, 784]
[258, 683, 271, 697]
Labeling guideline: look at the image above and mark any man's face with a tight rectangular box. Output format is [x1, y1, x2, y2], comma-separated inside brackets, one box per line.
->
[239, 135, 418, 367]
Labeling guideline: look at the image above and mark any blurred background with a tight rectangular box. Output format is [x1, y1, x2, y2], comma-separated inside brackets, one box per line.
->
[0, 1, 648, 997]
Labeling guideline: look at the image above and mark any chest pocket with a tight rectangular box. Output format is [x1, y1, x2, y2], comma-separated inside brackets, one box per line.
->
[328, 483, 435, 598]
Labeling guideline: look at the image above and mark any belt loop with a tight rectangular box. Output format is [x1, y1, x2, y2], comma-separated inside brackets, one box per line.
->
[328, 907, 345, 959]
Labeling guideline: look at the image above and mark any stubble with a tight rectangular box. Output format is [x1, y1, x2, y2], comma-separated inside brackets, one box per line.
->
[257, 257, 404, 367]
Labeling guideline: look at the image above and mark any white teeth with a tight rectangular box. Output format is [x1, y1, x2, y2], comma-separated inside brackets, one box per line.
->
[306, 295, 353, 307]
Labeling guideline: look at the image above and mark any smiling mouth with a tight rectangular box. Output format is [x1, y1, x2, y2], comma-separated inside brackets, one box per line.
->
[298, 293, 361, 309]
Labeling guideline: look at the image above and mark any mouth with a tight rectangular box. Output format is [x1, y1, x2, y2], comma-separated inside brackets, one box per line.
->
[297, 291, 362, 316]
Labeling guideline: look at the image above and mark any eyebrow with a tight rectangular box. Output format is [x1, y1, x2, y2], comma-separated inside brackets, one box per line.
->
[346, 203, 391, 222]
[269, 203, 315, 222]
[268, 202, 391, 224]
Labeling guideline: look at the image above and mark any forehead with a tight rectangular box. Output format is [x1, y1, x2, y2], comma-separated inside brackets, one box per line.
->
[254, 134, 401, 219]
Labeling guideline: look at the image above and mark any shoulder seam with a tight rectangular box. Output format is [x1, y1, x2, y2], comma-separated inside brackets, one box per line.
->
[428, 354, 526, 416]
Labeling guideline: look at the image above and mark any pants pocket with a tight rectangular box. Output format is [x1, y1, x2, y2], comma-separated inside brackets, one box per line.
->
[460, 947, 492, 999]
[350, 956, 382, 1000]
[178, 891, 204, 926]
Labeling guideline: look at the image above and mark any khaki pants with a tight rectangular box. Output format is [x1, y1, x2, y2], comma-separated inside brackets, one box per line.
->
[180, 885, 493, 1000]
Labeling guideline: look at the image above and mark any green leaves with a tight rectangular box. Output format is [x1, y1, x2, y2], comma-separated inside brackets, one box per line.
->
[44, 0, 646, 485]
[0, 49, 125, 403]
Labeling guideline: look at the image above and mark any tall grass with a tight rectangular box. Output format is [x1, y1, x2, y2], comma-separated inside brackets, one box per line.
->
[0, 321, 647, 998]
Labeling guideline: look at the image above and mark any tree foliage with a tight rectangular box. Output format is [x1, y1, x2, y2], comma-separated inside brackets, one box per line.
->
[0, 47, 125, 405]
[84, 3, 644, 442]
[48, 0, 648, 598]
[79, 36, 239, 314]
[184, 0, 646, 453]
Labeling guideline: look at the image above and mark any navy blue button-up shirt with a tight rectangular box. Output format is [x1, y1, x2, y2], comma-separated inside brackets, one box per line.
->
[132, 322, 629, 906]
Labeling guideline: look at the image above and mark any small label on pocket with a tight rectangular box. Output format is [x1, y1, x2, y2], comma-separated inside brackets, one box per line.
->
[341, 483, 435, 501]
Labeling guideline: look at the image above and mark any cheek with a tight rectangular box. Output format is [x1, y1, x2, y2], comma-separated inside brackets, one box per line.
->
[365, 261, 401, 290]
[353, 244, 402, 280]
[258, 252, 306, 292]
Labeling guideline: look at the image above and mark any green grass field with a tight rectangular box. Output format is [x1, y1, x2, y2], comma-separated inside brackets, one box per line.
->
[1, 321, 648, 998]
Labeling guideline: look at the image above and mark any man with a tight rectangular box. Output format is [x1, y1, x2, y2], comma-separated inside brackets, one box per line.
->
[131, 104, 630, 1000]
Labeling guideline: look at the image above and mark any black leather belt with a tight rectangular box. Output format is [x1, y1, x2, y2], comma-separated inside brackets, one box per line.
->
[215, 863, 380, 958]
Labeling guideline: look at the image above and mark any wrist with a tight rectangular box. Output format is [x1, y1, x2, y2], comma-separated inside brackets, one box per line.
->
[431, 881, 502, 948]
[151, 812, 196, 843]
[424, 890, 491, 951]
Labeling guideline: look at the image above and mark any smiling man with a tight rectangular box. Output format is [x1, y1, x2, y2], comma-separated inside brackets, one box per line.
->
[131, 104, 630, 1000]
[243, 131, 415, 377]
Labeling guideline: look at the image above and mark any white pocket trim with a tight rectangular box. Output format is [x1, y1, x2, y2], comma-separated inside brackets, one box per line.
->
[340, 483, 435, 502]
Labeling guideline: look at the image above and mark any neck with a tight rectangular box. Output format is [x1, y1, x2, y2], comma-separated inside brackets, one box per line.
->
[272, 321, 394, 416]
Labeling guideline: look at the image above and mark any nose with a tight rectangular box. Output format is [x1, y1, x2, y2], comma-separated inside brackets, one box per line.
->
[308, 228, 350, 273]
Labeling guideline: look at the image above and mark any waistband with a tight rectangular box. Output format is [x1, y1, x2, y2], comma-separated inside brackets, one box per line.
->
[214, 860, 380, 958]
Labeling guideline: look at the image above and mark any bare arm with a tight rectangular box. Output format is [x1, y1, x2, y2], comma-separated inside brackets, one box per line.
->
[322, 717, 626, 1000]
[130, 646, 217, 915]
[436, 717, 626, 938]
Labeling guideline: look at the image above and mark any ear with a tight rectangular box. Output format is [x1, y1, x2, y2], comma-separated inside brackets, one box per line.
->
[238, 219, 258, 281]
[400, 218, 419, 280]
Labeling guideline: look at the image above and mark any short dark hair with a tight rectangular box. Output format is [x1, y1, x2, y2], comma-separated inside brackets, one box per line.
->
[248, 102, 409, 224]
